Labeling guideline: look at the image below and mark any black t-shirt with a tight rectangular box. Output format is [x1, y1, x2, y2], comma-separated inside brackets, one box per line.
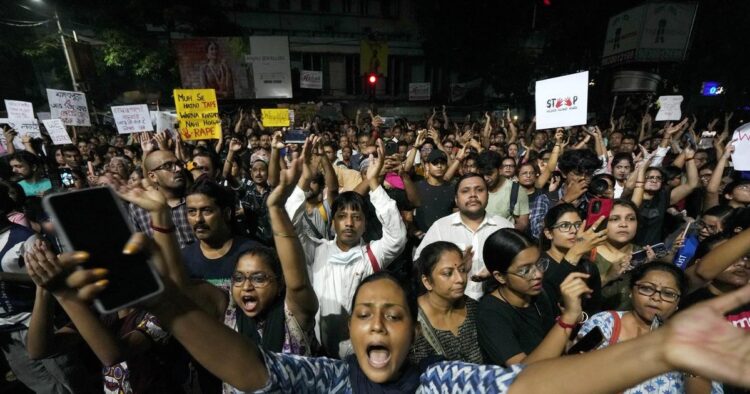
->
[636, 188, 669, 246]
[181, 237, 262, 290]
[541, 252, 602, 315]
[415, 180, 455, 232]
[477, 284, 559, 366]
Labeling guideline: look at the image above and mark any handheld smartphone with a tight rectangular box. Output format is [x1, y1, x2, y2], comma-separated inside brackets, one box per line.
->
[385, 141, 399, 156]
[697, 131, 716, 149]
[586, 198, 613, 231]
[59, 168, 75, 188]
[284, 129, 307, 144]
[631, 249, 648, 267]
[43, 187, 164, 314]
[567, 327, 605, 354]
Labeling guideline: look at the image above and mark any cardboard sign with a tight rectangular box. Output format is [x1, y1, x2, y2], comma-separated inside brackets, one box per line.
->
[408, 83, 431, 101]
[534, 71, 589, 130]
[4, 100, 34, 119]
[150, 111, 178, 137]
[46, 89, 91, 126]
[247, 36, 293, 99]
[731, 123, 750, 171]
[42, 119, 73, 145]
[300, 70, 323, 89]
[111, 104, 153, 134]
[655, 95, 683, 121]
[173, 89, 221, 140]
[261, 108, 290, 127]
[0, 118, 41, 138]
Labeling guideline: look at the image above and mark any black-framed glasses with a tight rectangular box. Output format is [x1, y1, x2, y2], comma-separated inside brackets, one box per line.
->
[551, 221, 583, 233]
[634, 283, 680, 303]
[231, 272, 276, 288]
[508, 259, 549, 279]
[150, 160, 183, 172]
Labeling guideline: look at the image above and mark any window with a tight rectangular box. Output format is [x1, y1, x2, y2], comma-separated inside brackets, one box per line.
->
[381, 0, 391, 17]
[279, 0, 290, 10]
[342, 0, 353, 13]
[345, 55, 362, 95]
[360, 0, 369, 16]
[320, 0, 331, 12]
[258, 0, 270, 10]
[301, 0, 312, 11]
[302, 53, 323, 71]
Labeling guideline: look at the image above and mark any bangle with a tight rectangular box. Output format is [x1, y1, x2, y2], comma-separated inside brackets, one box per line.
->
[556, 316, 577, 330]
[150, 222, 175, 233]
[272, 231, 297, 238]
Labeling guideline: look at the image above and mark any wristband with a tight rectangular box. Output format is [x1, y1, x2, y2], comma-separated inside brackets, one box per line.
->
[150, 223, 175, 233]
[556, 316, 577, 330]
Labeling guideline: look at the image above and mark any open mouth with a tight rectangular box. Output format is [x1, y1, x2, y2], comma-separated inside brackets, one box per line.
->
[240, 295, 258, 312]
[366, 344, 391, 369]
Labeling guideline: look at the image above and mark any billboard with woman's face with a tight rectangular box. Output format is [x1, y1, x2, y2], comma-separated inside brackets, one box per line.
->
[174, 37, 252, 99]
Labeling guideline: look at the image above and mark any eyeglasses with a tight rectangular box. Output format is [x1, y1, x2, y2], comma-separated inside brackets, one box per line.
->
[737, 184, 750, 191]
[696, 220, 718, 233]
[150, 160, 183, 172]
[508, 258, 549, 279]
[502, 164, 516, 169]
[551, 221, 583, 233]
[646, 176, 663, 182]
[634, 283, 680, 303]
[231, 272, 276, 288]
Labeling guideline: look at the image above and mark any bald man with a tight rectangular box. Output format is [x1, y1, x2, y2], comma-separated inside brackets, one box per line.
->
[129, 150, 196, 247]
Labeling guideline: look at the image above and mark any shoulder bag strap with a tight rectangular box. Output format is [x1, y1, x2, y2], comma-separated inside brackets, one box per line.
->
[365, 243, 380, 272]
[417, 308, 446, 356]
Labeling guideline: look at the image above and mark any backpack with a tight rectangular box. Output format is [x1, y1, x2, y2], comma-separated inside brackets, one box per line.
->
[509, 181, 520, 217]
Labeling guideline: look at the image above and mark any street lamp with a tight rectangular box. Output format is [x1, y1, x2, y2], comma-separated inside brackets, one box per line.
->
[22, 0, 78, 91]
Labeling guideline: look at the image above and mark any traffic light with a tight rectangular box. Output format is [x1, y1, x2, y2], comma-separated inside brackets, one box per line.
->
[368, 73, 378, 86]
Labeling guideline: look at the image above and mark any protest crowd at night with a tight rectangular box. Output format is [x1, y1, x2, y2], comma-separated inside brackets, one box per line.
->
[1, 0, 750, 393]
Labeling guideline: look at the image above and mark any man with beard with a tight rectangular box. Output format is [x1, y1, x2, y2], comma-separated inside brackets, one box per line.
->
[477, 151, 529, 232]
[414, 173, 513, 300]
[181, 179, 260, 290]
[129, 150, 196, 248]
[8, 151, 52, 197]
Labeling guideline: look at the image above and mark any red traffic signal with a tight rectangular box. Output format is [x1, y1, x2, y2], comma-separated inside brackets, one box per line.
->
[368, 73, 378, 85]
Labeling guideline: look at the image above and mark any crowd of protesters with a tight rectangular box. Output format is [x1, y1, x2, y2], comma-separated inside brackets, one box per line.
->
[1, 102, 750, 394]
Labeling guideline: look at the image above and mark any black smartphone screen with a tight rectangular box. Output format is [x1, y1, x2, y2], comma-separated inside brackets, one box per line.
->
[44, 187, 163, 313]
[567, 327, 605, 355]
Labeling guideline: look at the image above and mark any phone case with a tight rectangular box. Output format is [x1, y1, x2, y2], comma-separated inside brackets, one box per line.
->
[42, 187, 164, 314]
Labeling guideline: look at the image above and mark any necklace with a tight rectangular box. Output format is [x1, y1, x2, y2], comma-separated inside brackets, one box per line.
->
[496, 288, 541, 317]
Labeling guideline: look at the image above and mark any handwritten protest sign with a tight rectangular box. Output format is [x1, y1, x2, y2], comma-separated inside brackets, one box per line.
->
[535, 71, 589, 129]
[261, 108, 290, 127]
[0, 118, 41, 138]
[655, 95, 683, 121]
[173, 89, 221, 140]
[731, 123, 750, 171]
[4, 100, 34, 119]
[150, 111, 178, 137]
[111, 104, 153, 134]
[47, 89, 91, 126]
[42, 119, 73, 145]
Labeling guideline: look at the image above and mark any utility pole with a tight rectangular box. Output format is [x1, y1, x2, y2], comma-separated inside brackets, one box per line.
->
[55, 10, 78, 91]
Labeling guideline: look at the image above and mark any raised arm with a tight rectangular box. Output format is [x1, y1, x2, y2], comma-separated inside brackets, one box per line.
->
[704, 142, 734, 209]
[669, 147, 699, 205]
[536, 130, 565, 189]
[2, 126, 16, 154]
[443, 144, 466, 182]
[234, 108, 245, 134]
[268, 131, 284, 187]
[403, 129, 425, 174]
[267, 156, 318, 328]
[367, 140, 407, 268]
[222, 138, 244, 188]
[442, 104, 450, 128]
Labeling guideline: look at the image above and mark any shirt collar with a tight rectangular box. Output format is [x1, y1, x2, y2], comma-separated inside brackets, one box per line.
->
[450, 212, 497, 230]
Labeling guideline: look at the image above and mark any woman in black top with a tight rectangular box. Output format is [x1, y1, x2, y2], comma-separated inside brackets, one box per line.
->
[541, 203, 604, 315]
[408, 241, 483, 364]
[477, 228, 592, 367]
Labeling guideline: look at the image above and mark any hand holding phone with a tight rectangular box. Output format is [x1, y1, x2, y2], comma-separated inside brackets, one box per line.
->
[568, 327, 605, 354]
[43, 187, 164, 313]
[586, 198, 613, 231]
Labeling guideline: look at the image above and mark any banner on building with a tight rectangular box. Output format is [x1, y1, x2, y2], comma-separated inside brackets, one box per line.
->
[534, 71, 589, 130]
[173, 89, 222, 140]
[42, 119, 73, 145]
[409, 83, 431, 101]
[246, 36, 293, 99]
[111, 104, 153, 134]
[655, 95, 683, 121]
[46, 89, 91, 126]
[261, 108, 291, 127]
[174, 37, 251, 99]
[360, 40, 389, 76]
[4, 100, 34, 119]
[300, 70, 323, 89]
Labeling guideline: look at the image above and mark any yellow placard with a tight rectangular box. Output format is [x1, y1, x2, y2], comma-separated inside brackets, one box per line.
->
[173, 89, 222, 141]
[261, 108, 291, 127]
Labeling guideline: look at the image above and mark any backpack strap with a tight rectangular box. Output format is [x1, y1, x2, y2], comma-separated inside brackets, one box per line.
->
[509, 181, 520, 217]
[608, 311, 622, 346]
[365, 243, 380, 272]
[417, 308, 446, 356]
[317, 203, 328, 225]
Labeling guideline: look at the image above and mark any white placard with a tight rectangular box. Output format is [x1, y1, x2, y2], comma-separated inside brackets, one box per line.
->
[0, 118, 41, 138]
[152, 111, 178, 136]
[655, 95, 683, 121]
[46, 89, 91, 126]
[300, 70, 323, 89]
[247, 36, 293, 99]
[731, 123, 750, 171]
[111, 104, 153, 134]
[4, 100, 34, 119]
[409, 83, 431, 101]
[535, 71, 589, 129]
[37, 111, 51, 121]
[42, 119, 73, 145]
